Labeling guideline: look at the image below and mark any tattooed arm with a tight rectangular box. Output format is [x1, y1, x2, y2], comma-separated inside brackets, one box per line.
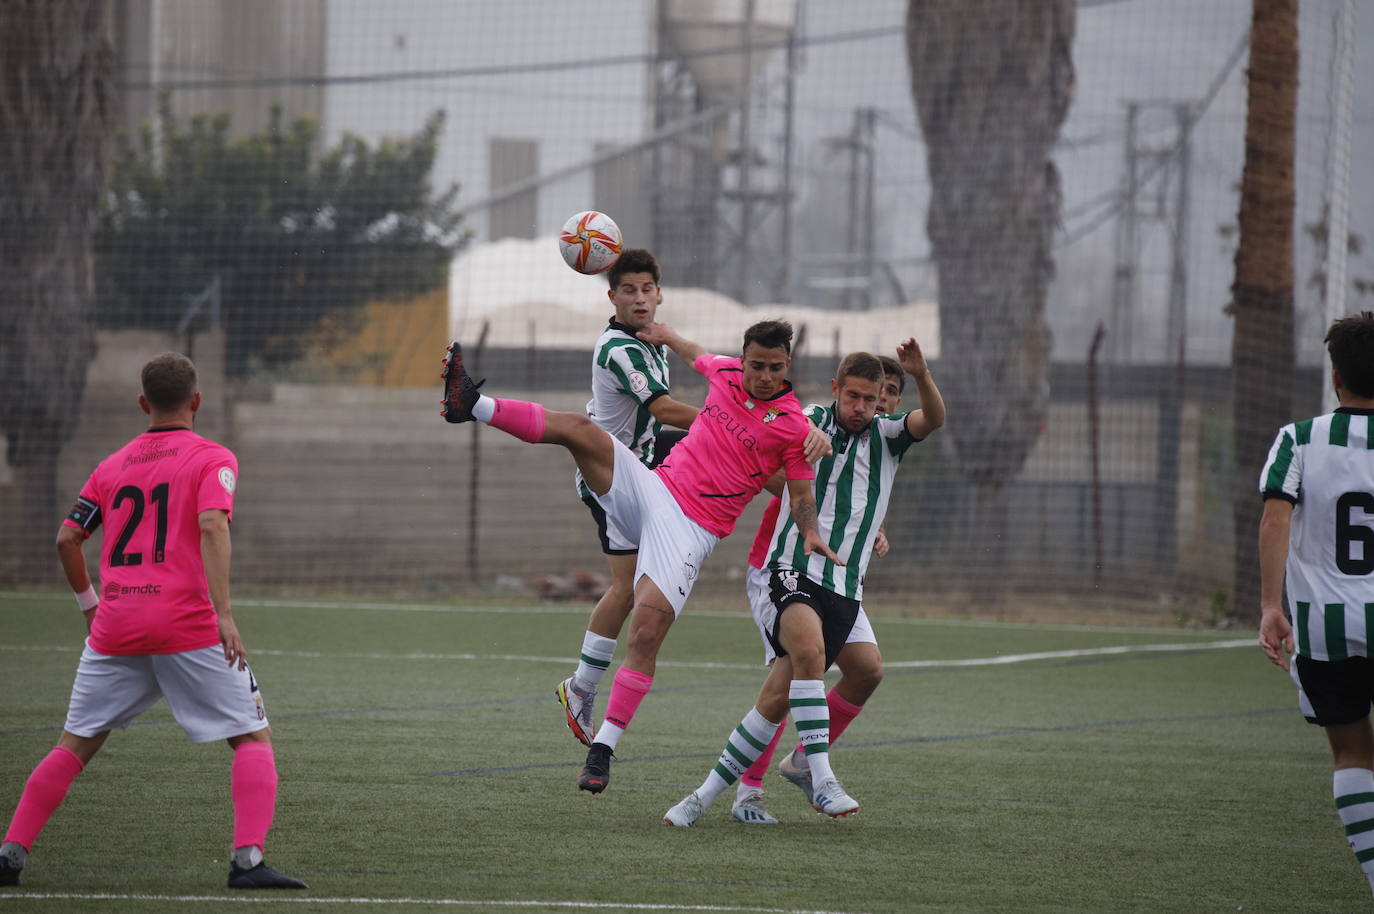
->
[785, 477, 845, 565]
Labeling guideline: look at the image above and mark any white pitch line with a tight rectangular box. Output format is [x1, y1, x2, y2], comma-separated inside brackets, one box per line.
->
[0, 590, 1244, 637]
[0, 639, 1253, 671]
[884, 638, 1254, 668]
[0, 893, 869, 913]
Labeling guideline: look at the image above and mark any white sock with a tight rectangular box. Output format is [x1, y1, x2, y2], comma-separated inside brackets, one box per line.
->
[594, 724, 624, 752]
[789, 679, 835, 786]
[1334, 767, 1374, 894]
[232, 845, 264, 869]
[471, 395, 496, 422]
[696, 708, 781, 807]
[574, 632, 616, 691]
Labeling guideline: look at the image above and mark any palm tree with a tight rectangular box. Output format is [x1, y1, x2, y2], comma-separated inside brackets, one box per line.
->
[1230, 0, 1297, 620]
[906, 0, 1075, 586]
[0, 1, 116, 576]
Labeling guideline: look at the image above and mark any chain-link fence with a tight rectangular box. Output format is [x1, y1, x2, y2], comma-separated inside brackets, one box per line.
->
[2, 0, 1368, 622]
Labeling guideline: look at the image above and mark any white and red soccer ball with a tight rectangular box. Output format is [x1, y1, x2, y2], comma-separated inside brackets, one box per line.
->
[558, 210, 623, 275]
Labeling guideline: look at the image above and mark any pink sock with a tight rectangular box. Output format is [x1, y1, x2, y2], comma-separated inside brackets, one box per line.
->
[602, 667, 653, 731]
[488, 398, 546, 443]
[231, 742, 278, 852]
[793, 688, 864, 757]
[741, 719, 786, 788]
[3, 746, 84, 850]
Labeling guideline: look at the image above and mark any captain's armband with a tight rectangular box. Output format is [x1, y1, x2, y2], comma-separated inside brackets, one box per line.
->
[67, 496, 102, 534]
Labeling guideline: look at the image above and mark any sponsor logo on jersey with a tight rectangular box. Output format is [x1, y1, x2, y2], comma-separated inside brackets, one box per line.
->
[122, 444, 180, 470]
[700, 403, 758, 450]
[102, 582, 163, 602]
[218, 467, 237, 494]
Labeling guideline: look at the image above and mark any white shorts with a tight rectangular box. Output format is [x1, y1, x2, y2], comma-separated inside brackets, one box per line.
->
[576, 473, 638, 554]
[594, 438, 719, 615]
[746, 565, 876, 665]
[64, 642, 269, 744]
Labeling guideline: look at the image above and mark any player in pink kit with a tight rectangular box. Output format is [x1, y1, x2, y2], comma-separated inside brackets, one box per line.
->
[441, 319, 844, 797]
[0, 353, 305, 891]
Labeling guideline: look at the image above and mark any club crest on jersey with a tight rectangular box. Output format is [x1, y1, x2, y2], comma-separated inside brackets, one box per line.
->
[779, 570, 800, 592]
[762, 407, 782, 424]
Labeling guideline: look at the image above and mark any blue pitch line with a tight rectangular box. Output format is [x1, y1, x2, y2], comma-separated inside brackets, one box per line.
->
[424, 705, 1293, 777]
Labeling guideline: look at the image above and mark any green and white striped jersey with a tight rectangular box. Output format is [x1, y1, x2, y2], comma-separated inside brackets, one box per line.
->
[1260, 408, 1374, 660]
[575, 320, 671, 497]
[762, 403, 918, 600]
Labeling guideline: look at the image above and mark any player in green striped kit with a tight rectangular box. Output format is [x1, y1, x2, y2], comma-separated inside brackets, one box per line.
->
[1259, 311, 1374, 895]
[555, 249, 700, 746]
[664, 340, 944, 825]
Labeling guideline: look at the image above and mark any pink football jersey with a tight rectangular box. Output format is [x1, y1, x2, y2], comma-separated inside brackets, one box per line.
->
[748, 496, 785, 570]
[655, 354, 812, 539]
[64, 428, 238, 655]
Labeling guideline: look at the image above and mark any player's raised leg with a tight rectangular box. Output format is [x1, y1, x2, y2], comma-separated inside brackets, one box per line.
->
[442, 341, 617, 495]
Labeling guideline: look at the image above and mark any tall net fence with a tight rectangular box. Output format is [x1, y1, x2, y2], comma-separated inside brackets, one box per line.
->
[1, 0, 1369, 621]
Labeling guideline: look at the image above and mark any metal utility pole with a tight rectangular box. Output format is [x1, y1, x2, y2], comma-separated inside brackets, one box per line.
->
[1109, 103, 1140, 361]
[737, 0, 756, 305]
[1157, 102, 1194, 576]
[1110, 99, 1196, 575]
[775, 20, 798, 303]
[840, 107, 877, 310]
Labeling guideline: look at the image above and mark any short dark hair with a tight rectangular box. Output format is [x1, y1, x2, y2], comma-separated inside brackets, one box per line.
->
[877, 355, 905, 394]
[836, 352, 884, 386]
[141, 352, 198, 411]
[742, 319, 793, 356]
[1326, 311, 1374, 398]
[608, 248, 660, 288]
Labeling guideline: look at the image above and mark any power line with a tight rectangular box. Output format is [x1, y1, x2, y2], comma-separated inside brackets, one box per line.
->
[1055, 26, 1250, 250]
[117, 24, 906, 93]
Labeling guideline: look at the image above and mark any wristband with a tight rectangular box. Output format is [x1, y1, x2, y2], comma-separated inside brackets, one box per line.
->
[75, 585, 99, 612]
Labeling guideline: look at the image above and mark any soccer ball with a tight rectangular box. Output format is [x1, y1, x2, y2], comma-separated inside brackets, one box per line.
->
[559, 211, 623, 275]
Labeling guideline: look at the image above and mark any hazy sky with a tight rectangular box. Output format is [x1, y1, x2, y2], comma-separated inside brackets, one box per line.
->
[322, 0, 1373, 366]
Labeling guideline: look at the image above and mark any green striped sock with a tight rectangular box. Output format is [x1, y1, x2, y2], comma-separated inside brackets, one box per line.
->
[697, 708, 781, 806]
[1334, 767, 1374, 894]
[790, 679, 836, 785]
[574, 632, 616, 690]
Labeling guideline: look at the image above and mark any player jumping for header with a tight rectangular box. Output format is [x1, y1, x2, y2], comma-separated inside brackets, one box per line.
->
[441, 318, 844, 798]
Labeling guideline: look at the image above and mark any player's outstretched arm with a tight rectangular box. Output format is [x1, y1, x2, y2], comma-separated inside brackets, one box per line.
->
[200, 508, 246, 670]
[1257, 498, 1295, 670]
[638, 322, 707, 371]
[56, 524, 97, 633]
[647, 395, 700, 430]
[786, 477, 845, 566]
[897, 337, 945, 439]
